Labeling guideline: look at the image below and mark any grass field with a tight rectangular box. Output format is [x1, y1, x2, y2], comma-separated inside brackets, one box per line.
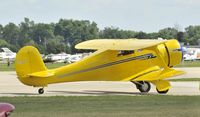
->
[0, 96, 200, 117]
[175, 60, 200, 67]
[0, 61, 200, 71]
[169, 78, 200, 82]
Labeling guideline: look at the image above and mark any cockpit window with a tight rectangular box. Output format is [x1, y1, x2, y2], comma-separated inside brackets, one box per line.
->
[118, 50, 134, 56]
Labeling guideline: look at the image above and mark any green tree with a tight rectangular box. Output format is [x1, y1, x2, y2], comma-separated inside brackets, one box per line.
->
[54, 19, 99, 53]
[177, 31, 184, 42]
[135, 31, 148, 39]
[185, 25, 200, 45]
[158, 27, 178, 39]
[2, 23, 20, 46]
[147, 32, 159, 39]
[18, 18, 34, 46]
[0, 24, 3, 38]
[0, 39, 11, 48]
[46, 36, 68, 54]
[100, 27, 136, 39]
[31, 23, 54, 53]
[0, 39, 18, 52]
[100, 27, 120, 38]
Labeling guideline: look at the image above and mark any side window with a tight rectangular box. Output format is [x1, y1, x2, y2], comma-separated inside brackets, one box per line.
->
[118, 50, 134, 56]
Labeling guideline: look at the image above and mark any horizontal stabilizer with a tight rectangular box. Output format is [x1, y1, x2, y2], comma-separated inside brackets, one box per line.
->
[75, 39, 167, 50]
[28, 70, 54, 78]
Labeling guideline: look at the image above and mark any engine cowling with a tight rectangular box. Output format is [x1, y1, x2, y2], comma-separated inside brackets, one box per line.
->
[165, 39, 183, 67]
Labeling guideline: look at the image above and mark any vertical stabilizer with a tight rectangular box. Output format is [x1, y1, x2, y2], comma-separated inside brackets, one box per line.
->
[15, 46, 47, 78]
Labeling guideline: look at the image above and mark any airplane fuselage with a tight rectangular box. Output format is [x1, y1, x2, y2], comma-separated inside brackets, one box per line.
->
[18, 40, 182, 87]
[15, 39, 184, 94]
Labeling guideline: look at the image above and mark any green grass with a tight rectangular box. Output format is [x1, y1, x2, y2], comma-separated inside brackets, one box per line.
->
[0, 63, 15, 71]
[175, 60, 200, 67]
[1, 96, 200, 117]
[44, 62, 66, 69]
[169, 78, 200, 82]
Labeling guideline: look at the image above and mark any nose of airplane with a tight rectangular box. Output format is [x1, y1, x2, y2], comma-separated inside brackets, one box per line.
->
[165, 39, 183, 67]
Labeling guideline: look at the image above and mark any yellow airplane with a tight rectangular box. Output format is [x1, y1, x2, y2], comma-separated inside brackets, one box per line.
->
[15, 39, 185, 94]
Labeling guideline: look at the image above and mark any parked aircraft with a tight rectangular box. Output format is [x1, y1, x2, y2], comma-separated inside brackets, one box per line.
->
[44, 53, 71, 63]
[65, 54, 83, 63]
[64, 53, 92, 63]
[15, 39, 184, 94]
[183, 48, 200, 61]
[0, 48, 16, 63]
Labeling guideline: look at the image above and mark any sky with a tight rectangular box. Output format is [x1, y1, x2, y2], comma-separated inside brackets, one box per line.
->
[0, 0, 200, 32]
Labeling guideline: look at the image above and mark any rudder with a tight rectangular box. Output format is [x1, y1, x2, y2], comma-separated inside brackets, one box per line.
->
[15, 46, 47, 78]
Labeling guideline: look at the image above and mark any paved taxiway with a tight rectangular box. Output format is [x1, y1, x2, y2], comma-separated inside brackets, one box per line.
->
[0, 67, 200, 96]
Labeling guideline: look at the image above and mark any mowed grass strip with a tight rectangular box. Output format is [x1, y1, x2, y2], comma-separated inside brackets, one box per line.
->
[0, 96, 200, 117]
[169, 78, 200, 82]
[0, 63, 15, 71]
[175, 61, 200, 67]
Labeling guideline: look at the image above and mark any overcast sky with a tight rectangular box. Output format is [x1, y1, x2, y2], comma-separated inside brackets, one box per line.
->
[0, 0, 200, 32]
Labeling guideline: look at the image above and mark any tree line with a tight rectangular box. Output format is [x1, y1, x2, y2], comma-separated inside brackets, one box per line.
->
[0, 18, 200, 54]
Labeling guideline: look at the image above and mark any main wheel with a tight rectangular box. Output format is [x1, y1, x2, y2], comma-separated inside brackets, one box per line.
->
[156, 88, 169, 94]
[137, 81, 151, 93]
[38, 88, 44, 94]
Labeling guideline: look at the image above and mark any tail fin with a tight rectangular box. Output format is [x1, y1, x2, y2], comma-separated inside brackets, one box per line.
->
[15, 46, 47, 78]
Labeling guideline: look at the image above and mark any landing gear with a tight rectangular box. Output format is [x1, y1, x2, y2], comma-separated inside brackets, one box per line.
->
[133, 81, 151, 93]
[38, 88, 44, 94]
[132, 81, 170, 94]
[156, 88, 169, 94]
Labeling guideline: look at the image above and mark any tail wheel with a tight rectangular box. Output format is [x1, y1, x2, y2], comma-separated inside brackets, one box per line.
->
[156, 88, 169, 94]
[38, 88, 44, 94]
[137, 81, 151, 93]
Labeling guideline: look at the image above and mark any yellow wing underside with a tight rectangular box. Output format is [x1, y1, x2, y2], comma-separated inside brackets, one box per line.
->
[125, 67, 185, 91]
[125, 67, 185, 82]
[75, 39, 167, 50]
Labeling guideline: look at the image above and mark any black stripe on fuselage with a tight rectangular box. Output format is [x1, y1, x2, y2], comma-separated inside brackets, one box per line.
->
[58, 53, 156, 78]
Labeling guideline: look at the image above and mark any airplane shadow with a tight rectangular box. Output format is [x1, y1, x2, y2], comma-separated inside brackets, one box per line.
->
[48, 90, 156, 96]
[0, 91, 157, 96]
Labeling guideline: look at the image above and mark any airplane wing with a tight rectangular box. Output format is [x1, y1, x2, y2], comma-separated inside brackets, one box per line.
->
[121, 66, 185, 91]
[75, 39, 167, 50]
[122, 66, 185, 81]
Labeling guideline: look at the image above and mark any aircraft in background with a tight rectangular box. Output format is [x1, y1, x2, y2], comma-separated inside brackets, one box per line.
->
[44, 53, 71, 63]
[183, 47, 200, 61]
[0, 48, 16, 63]
[44, 53, 90, 63]
[65, 54, 83, 63]
[15, 39, 185, 94]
